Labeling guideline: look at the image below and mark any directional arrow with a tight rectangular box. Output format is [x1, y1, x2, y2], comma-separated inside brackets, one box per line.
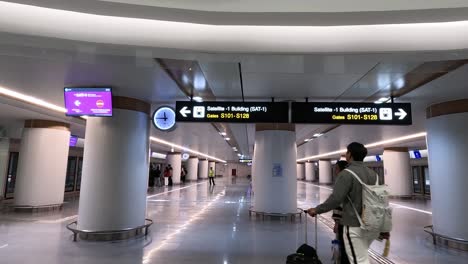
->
[395, 108, 407, 120]
[179, 106, 191, 117]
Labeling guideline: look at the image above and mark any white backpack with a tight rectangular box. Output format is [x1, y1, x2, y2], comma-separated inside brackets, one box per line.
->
[345, 169, 392, 233]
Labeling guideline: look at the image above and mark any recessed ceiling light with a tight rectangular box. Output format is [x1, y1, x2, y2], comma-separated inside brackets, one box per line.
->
[225, 137, 230, 141]
[151, 152, 167, 159]
[313, 133, 323, 137]
[193, 96, 203, 102]
[374, 97, 390, 104]
[304, 139, 310, 142]
[220, 132, 227, 136]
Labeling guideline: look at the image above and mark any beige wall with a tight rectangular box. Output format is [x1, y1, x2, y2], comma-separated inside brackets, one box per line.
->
[218, 163, 251, 177]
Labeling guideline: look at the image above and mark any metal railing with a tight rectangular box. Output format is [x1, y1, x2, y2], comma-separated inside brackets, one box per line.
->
[67, 219, 153, 242]
[424, 225, 468, 251]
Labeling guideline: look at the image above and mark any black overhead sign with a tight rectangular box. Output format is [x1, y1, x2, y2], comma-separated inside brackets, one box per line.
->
[175, 101, 289, 123]
[292, 102, 412, 125]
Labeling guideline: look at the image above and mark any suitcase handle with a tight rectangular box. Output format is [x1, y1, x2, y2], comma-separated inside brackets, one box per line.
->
[302, 209, 318, 251]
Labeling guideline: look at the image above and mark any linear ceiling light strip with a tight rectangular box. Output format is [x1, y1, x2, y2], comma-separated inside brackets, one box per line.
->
[297, 132, 427, 162]
[0, 86, 67, 113]
[150, 137, 226, 163]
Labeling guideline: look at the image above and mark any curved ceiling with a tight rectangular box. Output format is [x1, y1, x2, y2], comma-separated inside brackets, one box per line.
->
[5, 0, 468, 26]
[101, 0, 468, 12]
[1, 1, 468, 54]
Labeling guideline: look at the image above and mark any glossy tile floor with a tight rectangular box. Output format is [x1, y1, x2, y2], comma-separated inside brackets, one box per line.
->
[0, 178, 467, 264]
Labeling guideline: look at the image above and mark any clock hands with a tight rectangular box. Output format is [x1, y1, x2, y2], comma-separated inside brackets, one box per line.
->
[156, 111, 169, 122]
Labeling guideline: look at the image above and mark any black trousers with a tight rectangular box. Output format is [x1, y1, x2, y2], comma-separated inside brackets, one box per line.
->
[209, 177, 215, 185]
[168, 176, 173, 186]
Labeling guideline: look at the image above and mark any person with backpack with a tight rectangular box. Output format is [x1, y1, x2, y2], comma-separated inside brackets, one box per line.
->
[307, 142, 391, 264]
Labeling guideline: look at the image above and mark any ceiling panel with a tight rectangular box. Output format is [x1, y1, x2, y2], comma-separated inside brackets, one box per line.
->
[198, 61, 242, 99]
[0, 52, 187, 107]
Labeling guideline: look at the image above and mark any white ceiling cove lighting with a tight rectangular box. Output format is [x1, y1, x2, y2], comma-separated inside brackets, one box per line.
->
[297, 132, 427, 162]
[150, 137, 226, 163]
[2, 2, 468, 53]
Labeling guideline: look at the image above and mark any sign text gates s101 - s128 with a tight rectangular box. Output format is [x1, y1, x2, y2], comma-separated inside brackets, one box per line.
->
[175, 101, 289, 123]
[292, 102, 412, 125]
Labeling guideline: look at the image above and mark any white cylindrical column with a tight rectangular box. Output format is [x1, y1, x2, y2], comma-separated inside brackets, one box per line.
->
[296, 163, 305, 180]
[199, 159, 208, 179]
[187, 157, 199, 181]
[14, 120, 70, 207]
[427, 100, 468, 240]
[319, 160, 332, 184]
[77, 97, 150, 232]
[383, 148, 412, 196]
[305, 162, 314, 182]
[252, 124, 297, 214]
[209, 161, 216, 177]
[166, 153, 182, 185]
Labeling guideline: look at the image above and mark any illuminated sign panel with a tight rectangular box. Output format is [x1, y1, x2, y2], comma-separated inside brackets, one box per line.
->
[64, 87, 112, 117]
[292, 102, 412, 125]
[175, 101, 289, 123]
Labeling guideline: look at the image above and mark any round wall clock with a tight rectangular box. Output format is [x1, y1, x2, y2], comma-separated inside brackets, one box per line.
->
[152, 106, 176, 131]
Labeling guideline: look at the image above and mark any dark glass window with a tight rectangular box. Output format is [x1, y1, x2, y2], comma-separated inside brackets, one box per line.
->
[4, 152, 19, 199]
[65, 157, 77, 192]
[412, 167, 421, 194]
[423, 166, 430, 195]
[76, 157, 83, 191]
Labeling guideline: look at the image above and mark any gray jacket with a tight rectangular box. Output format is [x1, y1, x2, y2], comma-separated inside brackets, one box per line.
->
[316, 161, 377, 227]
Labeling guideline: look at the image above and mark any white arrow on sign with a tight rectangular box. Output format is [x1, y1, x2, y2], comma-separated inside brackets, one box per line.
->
[395, 108, 407, 120]
[179, 106, 191, 117]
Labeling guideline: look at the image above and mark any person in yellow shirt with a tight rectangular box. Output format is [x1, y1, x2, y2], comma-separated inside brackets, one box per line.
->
[209, 167, 215, 186]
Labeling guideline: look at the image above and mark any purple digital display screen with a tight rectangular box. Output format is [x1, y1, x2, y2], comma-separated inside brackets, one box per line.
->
[69, 135, 78, 147]
[64, 87, 112, 116]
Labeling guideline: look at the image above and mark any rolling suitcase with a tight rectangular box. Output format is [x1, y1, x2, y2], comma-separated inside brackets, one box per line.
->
[286, 210, 322, 264]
